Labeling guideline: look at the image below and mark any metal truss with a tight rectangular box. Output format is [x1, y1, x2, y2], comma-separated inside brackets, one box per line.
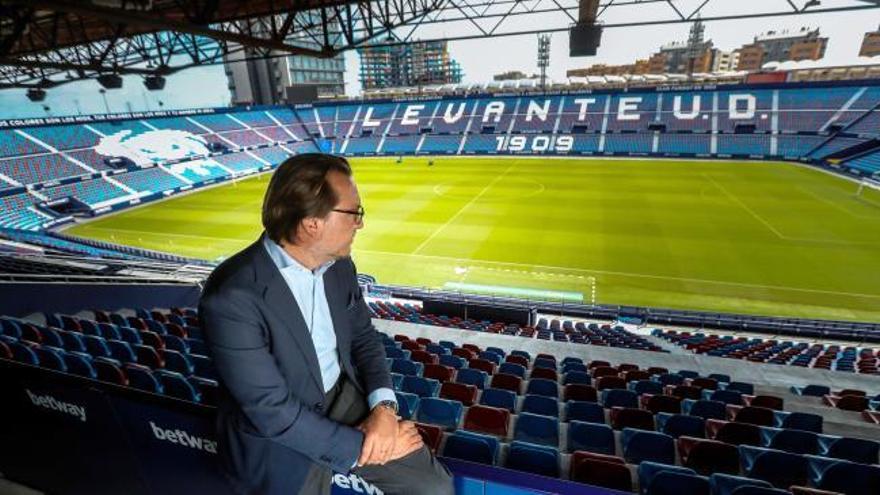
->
[1, 0, 880, 89]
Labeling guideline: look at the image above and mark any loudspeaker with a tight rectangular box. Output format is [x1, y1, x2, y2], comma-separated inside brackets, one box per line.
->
[569, 23, 603, 56]
[143, 75, 166, 90]
[97, 74, 123, 89]
[26, 88, 46, 102]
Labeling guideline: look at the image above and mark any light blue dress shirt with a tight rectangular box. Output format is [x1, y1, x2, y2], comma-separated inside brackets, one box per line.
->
[262, 236, 396, 411]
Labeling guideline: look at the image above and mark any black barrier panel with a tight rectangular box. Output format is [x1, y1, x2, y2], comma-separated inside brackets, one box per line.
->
[109, 395, 235, 495]
[0, 361, 148, 495]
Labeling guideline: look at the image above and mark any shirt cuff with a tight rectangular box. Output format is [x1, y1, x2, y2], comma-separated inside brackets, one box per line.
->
[367, 387, 397, 410]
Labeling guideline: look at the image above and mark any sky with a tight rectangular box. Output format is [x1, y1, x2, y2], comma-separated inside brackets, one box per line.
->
[2, 2, 879, 120]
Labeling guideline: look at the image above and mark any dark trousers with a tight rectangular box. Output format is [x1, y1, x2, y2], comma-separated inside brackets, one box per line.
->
[298, 375, 454, 495]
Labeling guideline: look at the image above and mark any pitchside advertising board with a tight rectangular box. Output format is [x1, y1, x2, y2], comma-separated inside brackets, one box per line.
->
[1, 361, 609, 494]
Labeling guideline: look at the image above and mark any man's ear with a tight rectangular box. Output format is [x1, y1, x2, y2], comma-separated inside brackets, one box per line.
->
[300, 216, 322, 238]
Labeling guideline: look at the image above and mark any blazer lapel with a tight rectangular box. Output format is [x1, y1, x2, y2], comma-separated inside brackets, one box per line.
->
[251, 242, 324, 395]
[323, 264, 352, 374]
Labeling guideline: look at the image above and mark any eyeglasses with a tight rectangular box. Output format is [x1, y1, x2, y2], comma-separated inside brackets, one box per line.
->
[332, 205, 365, 223]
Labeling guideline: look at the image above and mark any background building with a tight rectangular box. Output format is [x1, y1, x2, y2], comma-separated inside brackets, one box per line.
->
[860, 26, 880, 57]
[358, 41, 463, 90]
[737, 27, 828, 70]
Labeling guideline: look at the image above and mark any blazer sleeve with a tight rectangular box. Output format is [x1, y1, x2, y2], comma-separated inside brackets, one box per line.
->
[200, 288, 364, 473]
[344, 260, 393, 396]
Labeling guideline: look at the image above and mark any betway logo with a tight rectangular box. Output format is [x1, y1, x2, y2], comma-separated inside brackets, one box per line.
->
[333, 473, 384, 495]
[26, 389, 86, 422]
[149, 421, 217, 454]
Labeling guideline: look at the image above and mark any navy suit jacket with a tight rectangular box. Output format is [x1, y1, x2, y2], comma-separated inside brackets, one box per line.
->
[198, 239, 391, 495]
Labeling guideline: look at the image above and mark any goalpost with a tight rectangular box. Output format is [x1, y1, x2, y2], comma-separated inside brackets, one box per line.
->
[855, 177, 880, 208]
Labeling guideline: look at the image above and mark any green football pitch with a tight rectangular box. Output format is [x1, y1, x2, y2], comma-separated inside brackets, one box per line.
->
[64, 157, 880, 322]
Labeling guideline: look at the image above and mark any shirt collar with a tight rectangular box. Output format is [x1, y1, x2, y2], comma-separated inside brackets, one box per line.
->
[262, 233, 335, 276]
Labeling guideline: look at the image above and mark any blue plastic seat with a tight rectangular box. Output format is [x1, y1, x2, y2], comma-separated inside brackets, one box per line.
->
[513, 412, 559, 447]
[679, 370, 700, 379]
[510, 350, 531, 361]
[762, 428, 818, 455]
[521, 394, 559, 418]
[162, 334, 189, 354]
[390, 372, 403, 391]
[602, 389, 639, 408]
[706, 389, 744, 406]
[391, 358, 423, 376]
[562, 362, 588, 374]
[63, 351, 97, 378]
[425, 343, 449, 356]
[117, 326, 142, 345]
[97, 322, 122, 341]
[739, 445, 808, 489]
[724, 382, 754, 395]
[485, 346, 506, 358]
[9, 341, 39, 365]
[125, 363, 162, 393]
[820, 435, 880, 464]
[646, 471, 710, 495]
[817, 459, 880, 495]
[394, 391, 420, 420]
[0, 318, 22, 338]
[156, 369, 201, 402]
[478, 351, 501, 365]
[106, 339, 137, 364]
[709, 473, 773, 495]
[504, 441, 559, 478]
[34, 346, 67, 372]
[777, 411, 822, 433]
[185, 338, 207, 355]
[656, 373, 685, 386]
[438, 354, 466, 369]
[442, 430, 500, 465]
[455, 368, 487, 389]
[479, 388, 516, 412]
[708, 373, 731, 384]
[525, 378, 558, 398]
[189, 354, 216, 380]
[498, 362, 526, 378]
[790, 384, 830, 397]
[638, 461, 696, 495]
[401, 375, 440, 398]
[622, 428, 675, 464]
[656, 413, 705, 438]
[93, 357, 127, 385]
[566, 401, 606, 424]
[35, 326, 64, 348]
[630, 379, 663, 395]
[563, 371, 592, 386]
[385, 347, 410, 359]
[684, 399, 727, 420]
[567, 420, 615, 455]
[82, 334, 112, 358]
[163, 349, 194, 376]
[416, 397, 463, 429]
[532, 358, 557, 370]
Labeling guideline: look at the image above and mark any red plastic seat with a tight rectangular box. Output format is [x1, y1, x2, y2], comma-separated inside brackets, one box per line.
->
[642, 394, 682, 414]
[564, 384, 598, 403]
[708, 419, 761, 446]
[468, 358, 496, 375]
[678, 436, 740, 475]
[617, 363, 640, 373]
[138, 331, 165, 351]
[410, 350, 439, 366]
[415, 423, 443, 452]
[622, 370, 651, 382]
[591, 366, 619, 379]
[489, 373, 522, 394]
[462, 344, 481, 354]
[733, 406, 775, 426]
[609, 407, 655, 431]
[746, 394, 784, 410]
[596, 376, 627, 391]
[691, 377, 718, 390]
[588, 360, 611, 370]
[669, 385, 702, 400]
[569, 452, 633, 491]
[823, 394, 869, 412]
[463, 405, 510, 437]
[530, 367, 558, 382]
[505, 355, 529, 367]
[439, 382, 478, 406]
[452, 348, 476, 361]
[423, 363, 455, 383]
[401, 341, 425, 352]
[415, 337, 433, 346]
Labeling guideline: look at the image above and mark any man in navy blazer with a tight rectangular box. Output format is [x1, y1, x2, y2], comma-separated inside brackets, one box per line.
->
[199, 154, 453, 495]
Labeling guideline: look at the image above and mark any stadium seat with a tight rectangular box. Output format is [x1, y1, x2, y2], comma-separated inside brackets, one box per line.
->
[646, 471, 710, 495]
[156, 369, 201, 402]
[763, 428, 819, 455]
[817, 459, 880, 495]
[778, 411, 823, 433]
[162, 334, 189, 354]
[439, 382, 477, 406]
[33, 346, 66, 372]
[384, 347, 409, 360]
[125, 363, 162, 393]
[671, 385, 704, 400]
[442, 430, 500, 466]
[685, 399, 728, 420]
[739, 445, 809, 489]
[622, 428, 675, 464]
[138, 331, 165, 351]
[498, 362, 526, 378]
[709, 373, 731, 384]
[525, 378, 558, 398]
[565, 401, 606, 424]
[438, 354, 465, 369]
[415, 423, 443, 452]
[133, 344, 163, 369]
[562, 362, 588, 375]
[656, 373, 686, 386]
[505, 441, 559, 478]
[564, 384, 598, 402]
[707, 389, 745, 406]
[401, 375, 439, 398]
[733, 406, 776, 427]
[422, 363, 454, 383]
[747, 395, 783, 411]
[513, 412, 559, 447]
[602, 388, 639, 408]
[656, 413, 705, 438]
[631, 379, 664, 395]
[521, 394, 559, 418]
[489, 372, 521, 393]
[637, 461, 696, 495]
[791, 384, 831, 397]
[190, 354, 217, 380]
[83, 334, 112, 359]
[678, 436, 740, 475]
[569, 451, 632, 491]
[106, 339, 137, 364]
[725, 382, 755, 395]
[416, 397, 463, 429]
[394, 391, 420, 420]
[591, 366, 619, 378]
[643, 394, 683, 414]
[530, 367, 558, 382]
[35, 326, 63, 348]
[411, 350, 438, 366]
[463, 405, 510, 437]
[711, 420, 762, 446]
[596, 376, 627, 391]
[563, 371, 592, 386]
[478, 387, 516, 412]
[820, 435, 880, 464]
[567, 420, 615, 455]
[0, 340, 10, 359]
[93, 357, 127, 385]
[610, 406, 655, 430]
[391, 358, 423, 376]
[709, 473, 774, 495]
[455, 368, 487, 389]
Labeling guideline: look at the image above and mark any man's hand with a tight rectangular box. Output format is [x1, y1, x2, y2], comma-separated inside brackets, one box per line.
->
[386, 421, 424, 462]
[357, 405, 398, 466]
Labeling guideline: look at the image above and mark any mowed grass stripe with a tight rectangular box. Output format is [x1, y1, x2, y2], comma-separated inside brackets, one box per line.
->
[63, 157, 880, 322]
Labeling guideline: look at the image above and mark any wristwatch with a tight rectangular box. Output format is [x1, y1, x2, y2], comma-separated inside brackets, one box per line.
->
[375, 399, 398, 414]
